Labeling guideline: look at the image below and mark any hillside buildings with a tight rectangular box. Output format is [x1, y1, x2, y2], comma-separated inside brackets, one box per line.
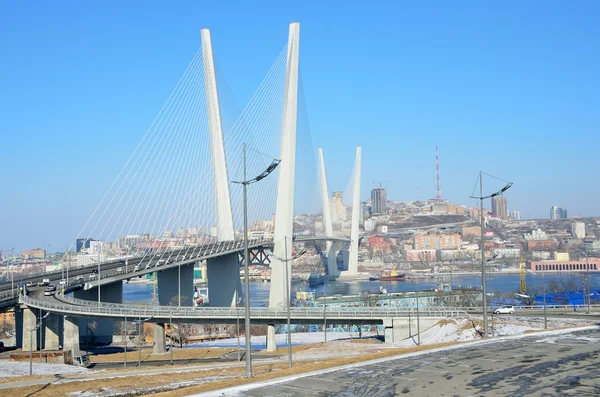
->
[492, 195, 507, 219]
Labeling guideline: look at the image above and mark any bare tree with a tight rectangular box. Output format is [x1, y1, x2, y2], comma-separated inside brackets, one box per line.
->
[548, 278, 578, 305]
[515, 286, 539, 306]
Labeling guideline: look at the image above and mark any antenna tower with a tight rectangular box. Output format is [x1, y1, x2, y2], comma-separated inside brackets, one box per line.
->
[435, 145, 443, 201]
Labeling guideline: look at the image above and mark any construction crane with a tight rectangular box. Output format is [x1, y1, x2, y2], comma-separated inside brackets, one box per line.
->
[519, 253, 526, 292]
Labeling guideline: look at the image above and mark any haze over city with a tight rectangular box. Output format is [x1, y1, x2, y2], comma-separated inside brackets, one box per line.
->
[1, 2, 599, 248]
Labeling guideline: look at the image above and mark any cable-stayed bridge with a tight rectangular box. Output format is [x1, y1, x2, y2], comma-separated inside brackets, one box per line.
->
[2, 23, 372, 354]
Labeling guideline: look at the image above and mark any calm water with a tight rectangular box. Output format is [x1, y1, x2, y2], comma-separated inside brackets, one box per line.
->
[123, 273, 600, 306]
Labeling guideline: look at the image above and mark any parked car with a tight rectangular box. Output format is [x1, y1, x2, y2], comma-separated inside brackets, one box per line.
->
[494, 305, 515, 314]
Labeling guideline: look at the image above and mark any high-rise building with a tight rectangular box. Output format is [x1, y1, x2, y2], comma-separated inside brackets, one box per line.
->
[572, 222, 585, 238]
[371, 188, 387, 215]
[550, 206, 568, 219]
[330, 191, 346, 222]
[511, 210, 521, 220]
[76, 238, 95, 253]
[491, 195, 507, 219]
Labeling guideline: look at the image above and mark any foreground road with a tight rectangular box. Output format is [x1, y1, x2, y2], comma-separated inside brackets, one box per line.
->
[207, 327, 600, 397]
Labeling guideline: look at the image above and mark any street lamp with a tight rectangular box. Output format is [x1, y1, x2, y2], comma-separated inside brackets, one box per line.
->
[90, 257, 101, 304]
[235, 291, 242, 362]
[470, 171, 512, 338]
[232, 144, 280, 378]
[583, 249, 591, 314]
[268, 243, 307, 368]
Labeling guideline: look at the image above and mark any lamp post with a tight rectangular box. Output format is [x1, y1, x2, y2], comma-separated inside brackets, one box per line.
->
[416, 291, 420, 346]
[584, 249, 590, 314]
[124, 315, 127, 368]
[232, 144, 280, 378]
[269, 243, 306, 368]
[236, 296, 242, 362]
[470, 172, 512, 338]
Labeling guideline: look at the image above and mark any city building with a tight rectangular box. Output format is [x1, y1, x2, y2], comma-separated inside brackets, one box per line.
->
[461, 225, 481, 238]
[572, 222, 586, 238]
[76, 238, 95, 253]
[330, 191, 346, 222]
[414, 233, 461, 250]
[526, 239, 558, 252]
[584, 239, 600, 252]
[22, 249, 46, 259]
[371, 187, 387, 215]
[524, 228, 548, 240]
[511, 210, 521, 220]
[550, 206, 568, 219]
[491, 195, 507, 219]
[529, 258, 599, 272]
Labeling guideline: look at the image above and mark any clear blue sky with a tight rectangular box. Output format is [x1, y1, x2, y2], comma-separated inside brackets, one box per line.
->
[1, 1, 599, 252]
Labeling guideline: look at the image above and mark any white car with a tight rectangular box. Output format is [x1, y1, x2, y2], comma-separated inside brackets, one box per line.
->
[494, 305, 515, 314]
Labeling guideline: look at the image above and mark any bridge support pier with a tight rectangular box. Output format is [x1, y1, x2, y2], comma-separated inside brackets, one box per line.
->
[44, 313, 61, 350]
[207, 253, 242, 307]
[157, 264, 194, 306]
[63, 316, 80, 356]
[266, 324, 277, 352]
[74, 281, 123, 345]
[21, 307, 38, 352]
[153, 323, 166, 354]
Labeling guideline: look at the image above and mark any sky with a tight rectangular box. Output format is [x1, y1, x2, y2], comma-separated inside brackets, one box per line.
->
[1, 1, 599, 252]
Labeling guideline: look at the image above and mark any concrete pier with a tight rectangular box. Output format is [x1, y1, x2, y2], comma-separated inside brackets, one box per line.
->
[153, 323, 166, 354]
[44, 313, 61, 350]
[21, 307, 38, 352]
[157, 264, 194, 306]
[207, 253, 242, 307]
[266, 324, 277, 352]
[63, 316, 80, 355]
[74, 281, 123, 345]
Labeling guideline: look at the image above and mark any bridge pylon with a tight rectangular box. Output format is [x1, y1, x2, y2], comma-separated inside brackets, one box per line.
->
[318, 148, 338, 278]
[341, 146, 361, 276]
[269, 22, 300, 308]
[201, 28, 242, 308]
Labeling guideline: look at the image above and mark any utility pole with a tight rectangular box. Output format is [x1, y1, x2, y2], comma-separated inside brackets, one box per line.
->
[470, 171, 512, 339]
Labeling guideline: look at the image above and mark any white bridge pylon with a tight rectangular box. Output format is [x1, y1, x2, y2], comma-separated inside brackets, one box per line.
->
[269, 22, 300, 308]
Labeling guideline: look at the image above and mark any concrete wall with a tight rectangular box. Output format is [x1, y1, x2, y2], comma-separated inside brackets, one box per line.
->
[63, 316, 80, 356]
[383, 317, 440, 344]
[157, 264, 194, 307]
[74, 281, 123, 345]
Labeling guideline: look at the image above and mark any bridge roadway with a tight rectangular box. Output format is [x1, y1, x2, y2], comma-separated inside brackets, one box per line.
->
[0, 235, 350, 303]
[20, 292, 464, 324]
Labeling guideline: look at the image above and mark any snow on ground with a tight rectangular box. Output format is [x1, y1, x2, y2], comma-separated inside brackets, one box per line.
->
[0, 361, 91, 378]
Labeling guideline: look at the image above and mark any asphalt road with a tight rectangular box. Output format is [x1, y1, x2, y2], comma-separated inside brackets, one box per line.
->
[214, 328, 600, 397]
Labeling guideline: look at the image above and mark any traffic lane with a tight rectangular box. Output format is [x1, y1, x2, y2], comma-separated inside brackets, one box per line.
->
[236, 329, 600, 397]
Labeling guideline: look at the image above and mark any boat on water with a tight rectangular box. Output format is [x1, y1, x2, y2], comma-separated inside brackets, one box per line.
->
[369, 268, 406, 281]
[308, 272, 326, 287]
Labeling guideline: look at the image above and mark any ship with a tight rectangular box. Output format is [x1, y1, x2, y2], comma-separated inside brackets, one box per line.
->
[369, 268, 406, 281]
[308, 272, 326, 287]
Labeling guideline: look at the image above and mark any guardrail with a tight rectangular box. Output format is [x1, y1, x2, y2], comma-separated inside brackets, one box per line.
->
[21, 295, 467, 321]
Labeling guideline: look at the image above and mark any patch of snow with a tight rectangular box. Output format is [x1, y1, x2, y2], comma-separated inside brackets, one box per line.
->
[0, 361, 90, 378]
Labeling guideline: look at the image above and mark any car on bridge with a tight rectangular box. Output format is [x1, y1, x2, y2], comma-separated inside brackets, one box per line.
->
[494, 305, 515, 314]
[43, 289, 54, 296]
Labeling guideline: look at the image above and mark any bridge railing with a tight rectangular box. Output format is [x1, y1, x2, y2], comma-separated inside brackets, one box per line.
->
[21, 295, 469, 320]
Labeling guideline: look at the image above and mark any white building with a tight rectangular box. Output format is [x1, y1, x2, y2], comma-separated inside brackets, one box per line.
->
[572, 222, 585, 239]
